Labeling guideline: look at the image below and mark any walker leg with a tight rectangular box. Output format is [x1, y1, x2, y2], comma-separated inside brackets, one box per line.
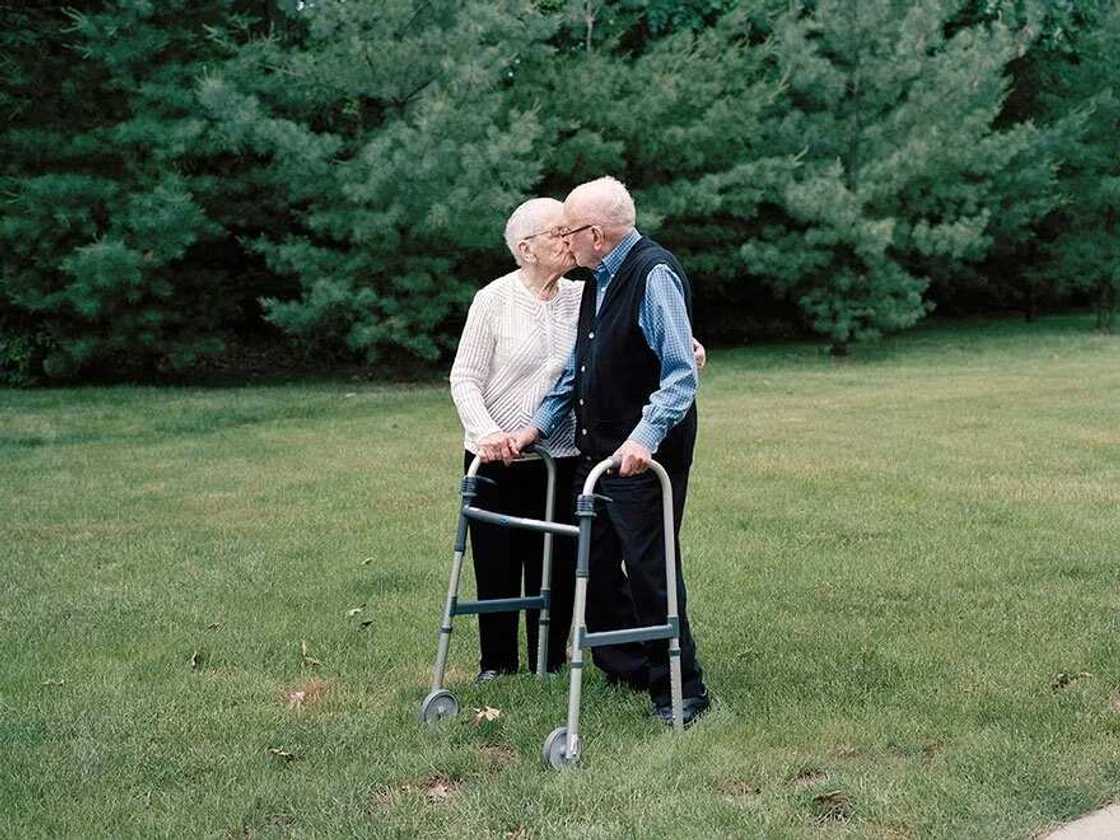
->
[430, 547, 463, 692]
[661, 469, 685, 732]
[535, 457, 558, 678]
[543, 510, 592, 768]
[420, 511, 469, 724]
[669, 641, 684, 732]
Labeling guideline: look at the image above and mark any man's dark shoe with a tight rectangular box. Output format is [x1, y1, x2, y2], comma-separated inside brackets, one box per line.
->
[474, 669, 501, 685]
[652, 690, 710, 728]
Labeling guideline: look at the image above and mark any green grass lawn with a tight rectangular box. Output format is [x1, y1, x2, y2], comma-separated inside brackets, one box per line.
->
[2, 314, 1118, 839]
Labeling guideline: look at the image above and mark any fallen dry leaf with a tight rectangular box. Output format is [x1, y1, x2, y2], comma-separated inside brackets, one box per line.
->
[347, 606, 364, 617]
[472, 706, 502, 726]
[41, 679, 65, 687]
[207, 622, 222, 630]
[359, 620, 373, 630]
[362, 558, 373, 566]
[505, 826, 529, 840]
[267, 747, 297, 761]
[287, 690, 306, 710]
[190, 650, 203, 670]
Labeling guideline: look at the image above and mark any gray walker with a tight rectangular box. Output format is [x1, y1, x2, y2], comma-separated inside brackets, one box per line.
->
[419, 445, 571, 724]
[541, 455, 685, 768]
[419, 445, 686, 769]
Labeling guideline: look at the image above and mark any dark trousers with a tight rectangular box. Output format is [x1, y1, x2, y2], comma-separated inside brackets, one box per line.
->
[464, 451, 577, 674]
[574, 457, 706, 707]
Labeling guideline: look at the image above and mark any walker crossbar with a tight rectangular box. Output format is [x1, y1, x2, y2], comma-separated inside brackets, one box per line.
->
[578, 622, 675, 648]
[462, 506, 580, 538]
[452, 594, 548, 616]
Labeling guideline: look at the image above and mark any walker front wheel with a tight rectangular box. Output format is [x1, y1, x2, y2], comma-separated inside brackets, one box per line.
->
[419, 690, 459, 725]
[542, 726, 580, 769]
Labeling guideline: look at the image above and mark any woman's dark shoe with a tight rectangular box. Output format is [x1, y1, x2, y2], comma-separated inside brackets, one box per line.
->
[474, 669, 502, 685]
[652, 689, 711, 728]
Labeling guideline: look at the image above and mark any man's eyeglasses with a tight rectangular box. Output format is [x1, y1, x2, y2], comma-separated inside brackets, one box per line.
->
[557, 223, 595, 239]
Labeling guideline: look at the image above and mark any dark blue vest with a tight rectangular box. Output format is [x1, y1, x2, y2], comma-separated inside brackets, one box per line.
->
[572, 237, 697, 470]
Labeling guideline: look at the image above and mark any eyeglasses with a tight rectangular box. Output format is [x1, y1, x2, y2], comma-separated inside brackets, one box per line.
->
[520, 227, 560, 242]
[557, 223, 595, 239]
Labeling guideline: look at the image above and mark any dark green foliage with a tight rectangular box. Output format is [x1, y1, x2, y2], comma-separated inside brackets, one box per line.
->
[516, 6, 792, 341]
[738, 0, 1062, 352]
[199, 0, 552, 364]
[0, 1, 276, 383]
[0, 0, 1116, 382]
[1025, 2, 1120, 331]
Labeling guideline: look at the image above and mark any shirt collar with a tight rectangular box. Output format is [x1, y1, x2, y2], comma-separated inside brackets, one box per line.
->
[594, 228, 641, 283]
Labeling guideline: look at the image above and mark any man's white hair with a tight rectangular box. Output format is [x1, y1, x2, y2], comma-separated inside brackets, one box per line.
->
[504, 197, 562, 265]
[566, 176, 636, 229]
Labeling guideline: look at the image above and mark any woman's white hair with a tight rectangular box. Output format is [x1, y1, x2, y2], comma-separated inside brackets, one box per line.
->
[504, 197, 562, 265]
[566, 176, 636, 229]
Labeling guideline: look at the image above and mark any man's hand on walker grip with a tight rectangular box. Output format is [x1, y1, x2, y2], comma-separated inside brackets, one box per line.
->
[614, 439, 652, 477]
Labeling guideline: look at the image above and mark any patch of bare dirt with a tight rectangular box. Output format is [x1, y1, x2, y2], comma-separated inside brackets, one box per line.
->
[790, 766, 828, 788]
[811, 789, 853, 824]
[717, 779, 762, 805]
[368, 775, 463, 810]
[282, 677, 329, 711]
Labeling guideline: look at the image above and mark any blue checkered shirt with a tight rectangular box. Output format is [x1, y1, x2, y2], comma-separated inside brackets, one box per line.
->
[531, 229, 698, 453]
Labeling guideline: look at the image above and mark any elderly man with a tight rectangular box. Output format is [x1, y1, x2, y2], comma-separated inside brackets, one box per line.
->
[511, 176, 710, 726]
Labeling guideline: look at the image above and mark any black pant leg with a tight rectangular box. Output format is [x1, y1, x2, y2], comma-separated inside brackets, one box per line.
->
[574, 458, 649, 681]
[510, 462, 546, 673]
[599, 466, 705, 706]
[509, 456, 578, 673]
[464, 451, 520, 674]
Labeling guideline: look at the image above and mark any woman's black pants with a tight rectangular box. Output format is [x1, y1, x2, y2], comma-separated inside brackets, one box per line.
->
[463, 451, 577, 674]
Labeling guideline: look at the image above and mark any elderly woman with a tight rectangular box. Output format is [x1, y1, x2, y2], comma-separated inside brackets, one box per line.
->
[450, 197, 581, 681]
[450, 197, 707, 683]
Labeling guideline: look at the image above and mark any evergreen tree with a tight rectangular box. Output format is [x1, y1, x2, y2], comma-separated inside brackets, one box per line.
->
[199, 0, 552, 365]
[516, 4, 792, 341]
[742, 0, 1061, 352]
[1027, 2, 1120, 330]
[0, 1, 280, 382]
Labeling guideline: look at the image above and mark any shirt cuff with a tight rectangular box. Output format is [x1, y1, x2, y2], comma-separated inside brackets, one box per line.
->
[530, 410, 553, 438]
[627, 420, 662, 454]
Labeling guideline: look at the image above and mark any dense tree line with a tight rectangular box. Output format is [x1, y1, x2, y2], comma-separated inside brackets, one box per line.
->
[1, 0, 1117, 383]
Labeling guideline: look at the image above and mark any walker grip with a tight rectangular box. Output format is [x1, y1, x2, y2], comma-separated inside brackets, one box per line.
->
[575, 492, 613, 516]
[460, 474, 497, 496]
